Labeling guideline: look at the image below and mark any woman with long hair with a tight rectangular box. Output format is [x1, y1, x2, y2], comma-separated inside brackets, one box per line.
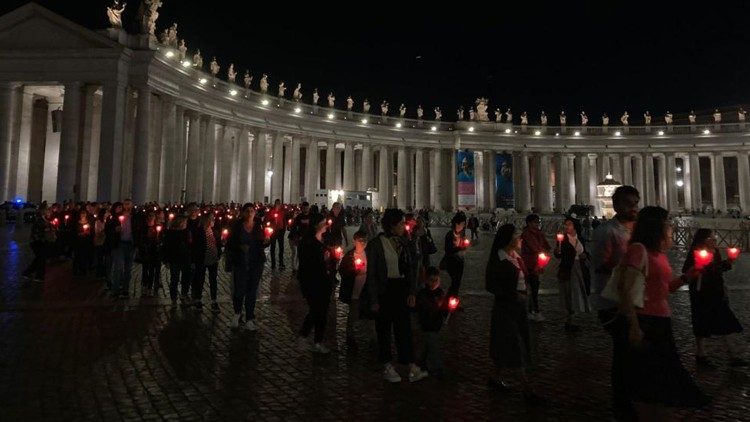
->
[192, 213, 222, 312]
[683, 228, 745, 368]
[619, 206, 710, 410]
[486, 223, 538, 402]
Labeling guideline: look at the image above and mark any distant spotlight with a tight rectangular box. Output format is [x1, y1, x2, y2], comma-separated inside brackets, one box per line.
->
[267, 170, 274, 177]
[15, 198, 22, 204]
[396, 122, 402, 128]
[294, 107, 302, 114]
[165, 51, 175, 58]
[615, 131, 621, 136]
[468, 126, 475, 132]
[327, 113, 335, 119]
[261, 99, 270, 106]
[676, 180, 684, 187]
[229, 89, 238, 96]
[658, 130, 665, 136]
[199, 78, 208, 85]
[182, 60, 191, 68]
[504, 128, 511, 134]
[534, 130, 541, 136]
[555, 133, 560, 137]
[431, 126, 437, 131]
[703, 129, 711, 135]
[361, 118, 368, 124]
[574, 131, 581, 136]
[676, 166, 682, 173]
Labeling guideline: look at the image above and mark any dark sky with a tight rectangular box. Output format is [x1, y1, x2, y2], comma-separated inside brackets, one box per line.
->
[4, 0, 750, 123]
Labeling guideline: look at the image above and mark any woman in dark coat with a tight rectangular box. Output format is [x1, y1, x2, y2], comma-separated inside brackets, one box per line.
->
[683, 228, 746, 368]
[442, 213, 468, 298]
[553, 217, 591, 333]
[486, 223, 538, 402]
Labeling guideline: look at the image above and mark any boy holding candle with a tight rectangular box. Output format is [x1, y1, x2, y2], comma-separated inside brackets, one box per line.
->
[416, 266, 448, 380]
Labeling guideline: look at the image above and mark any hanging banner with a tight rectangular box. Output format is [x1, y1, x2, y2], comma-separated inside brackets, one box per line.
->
[495, 153, 514, 209]
[456, 149, 476, 208]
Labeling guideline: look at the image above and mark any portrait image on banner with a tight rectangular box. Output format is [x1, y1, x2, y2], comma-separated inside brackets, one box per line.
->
[495, 153, 514, 209]
[456, 149, 476, 208]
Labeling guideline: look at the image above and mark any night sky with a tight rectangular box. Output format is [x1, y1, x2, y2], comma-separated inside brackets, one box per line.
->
[3, 0, 750, 123]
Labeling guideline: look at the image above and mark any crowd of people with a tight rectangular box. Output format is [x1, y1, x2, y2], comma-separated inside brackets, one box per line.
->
[16, 186, 747, 419]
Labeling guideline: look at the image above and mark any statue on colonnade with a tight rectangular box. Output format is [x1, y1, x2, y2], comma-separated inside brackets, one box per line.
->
[520, 111, 528, 125]
[278, 82, 286, 98]
[346, 96, 354, 111]
[540, 111, 547, 125]
[328, 93, 336, 107]
[620, 111, 629, 125]
[580, 111, 588, 126]
[417, 105, 424, 119]
[713, 109, 722, 123]
[475, 98, 489, 121]
[602, 113, 609, 126]
[434, 107, 442, 120]
[193, 50, 203, 69]
[178, 39, 187, 61]
[209, 57, 220, 77]
[106, 1, 127, 28]
[137, 0, 162, 41]
[505, 108, 513, 124]
[688, 110, 696, 124]
[227, 64, 237, 83]
[739, 108, 746, 122]
[243, 70, 253, 89]
[312, 89, 320, 105]
[664, 111, 673, 125]
[468, 108, 475, 121]
[559, 111, 566, 125]
[293, 83, 303, 102]
[494, 108, 502, 122]
[457, 106, 465, 121]
[399, 103, 406, 117]
[167, 23, 178, 47]
[381, 101, 389, 116]
[644, 111, 652, 125]
[363, 99, 371, 114]
[259, 74, 268, 93]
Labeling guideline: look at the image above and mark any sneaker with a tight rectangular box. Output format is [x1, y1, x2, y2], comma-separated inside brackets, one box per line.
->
[244, 319, 257, 331]
[408, 365, 429, 383]
[211, 302, 220, 313]
[312, 343, 331, 354]
[230, 313, 242, 328]
[383, 364, 402, 383]
[297, 336, 311, 351]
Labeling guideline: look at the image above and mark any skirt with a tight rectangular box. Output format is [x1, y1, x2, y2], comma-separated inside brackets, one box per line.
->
[489, 296, 530, 369]
[558, 259, 590, 315]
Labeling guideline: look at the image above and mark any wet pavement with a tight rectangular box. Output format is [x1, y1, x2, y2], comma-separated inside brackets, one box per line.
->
[0, 223, 749, 421]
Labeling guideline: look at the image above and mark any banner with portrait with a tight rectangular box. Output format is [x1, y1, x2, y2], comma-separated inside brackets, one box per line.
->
[495, 153, 514, 209]
[456, 149, 476, 208]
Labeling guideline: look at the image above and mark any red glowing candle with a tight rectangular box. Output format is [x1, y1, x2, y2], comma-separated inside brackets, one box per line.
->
[728, 247, 741, 261]
[228, 215, 233, 220]
[405, 223, 412, 232]
[82, 223, 90, 231]
[265, 227, 274, 238]
[334, 246, 344, 260]
[222, 228, 229, 241]
[693, 249, 713, 270]
[168, 213, 175, 220]
[52, 218, 59, 226]
[537, 252, 551, 269]
[556, 233, 565, 243]
[327, 219, 333, 226]
[273, 212, 278, 218]
[266, 221, 271, 227]
[118, 215, 125, 223]
[355, 257, 364, 270]
[448, 296, 460, 312]
[156, 225, 162, 233]
[64, 214, 70, 221]
[288, 218, 293, 226]
[463, 238, 471, 247]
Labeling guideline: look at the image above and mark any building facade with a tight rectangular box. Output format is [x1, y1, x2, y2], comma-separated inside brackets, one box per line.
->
[1, 4, 749, 215]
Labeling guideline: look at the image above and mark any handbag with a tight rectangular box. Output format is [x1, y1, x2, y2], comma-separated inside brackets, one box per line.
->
[601, 243, 648, 308]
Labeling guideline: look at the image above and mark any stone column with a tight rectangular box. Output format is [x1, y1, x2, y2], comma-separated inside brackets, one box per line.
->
[451, 150, 458, 210]
[588, 154, 598, 213]
[737, 153, 750, 215]
[325, 141, 336, 190]
[361, 143, 373, 191]
[172, 107, 185, 202]
[271, 131, 284, 202]
[414, 148, 425, 210]
[57, 81, 83, 202]
[158, 97, 176, 203]
[0, 83, 15, 201]
[131, 86, 151, 203]
[253, 130, 268, 202]
[688, 154, 702, 211]
[681, 154, 693, 213]
[575, 153, 588, 205]
[711, 153, 727, 213]
[567, 155, 576, 208]
[343, 141, 355, 191]
[431, 148, 442, 210]
[610, 154, 622, 182]
[98, 82, 126, 201]
[219, 127, 234, 202]
[534, 153, 552, 213]
[201, 118, 217, 202]
[622, 155, 633, 186]
[237, 126, 251, 203]
[378, 145, 390, 209]
[555, 153, 568, 212]
[633, 154, 644, 198]
[185, 112, 203, 202]
[11, 86, 32, 201]
[644, 154, 656, 206]
[665, 153, 678, 212]
[397, 147, 407, 209]
[289, 136, 301, 203]
[335, 147, 342, 189]
[516, 151, 531, 213]
[657, 155, 668, 208]
[484, 150, 495, 210]
[305, 139, 319, 203]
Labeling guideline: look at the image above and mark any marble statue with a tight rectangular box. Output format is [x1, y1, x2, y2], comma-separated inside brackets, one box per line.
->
[193, 50, 203, 69]
[688, 111, 696, 124]
[475, 98, 489, 121]
[346, 96, 354, 110]
[602, 113, 609, 126]
[505, 108, 513, 124]
[293, 83, 302, 102]
[381, 101, 389, 115]
[260, 74, 268, 94]
[559, 111, 566, 125]
[417, 105, 424, 119]
[328, 93, 336, 107]
[664, 111, 673, 125]
[243, 70, 253, 89]
[469, 108, 475, 121]
[580, 111, 588, 126]
[312, 89, 319, 105]
[107, 1, 126, 29]
[494, 109, 502, 123]
[178, 39, 187, 61]
[399, 104, 406, 117]
[520, 111, 528, 125]
[363, 99, 370, 114]
[137, 0, 163, 39]
[739, 108, 747, 122]
[540, 111, 547, 125]
[620, 111, 629, 125]
[227, 64, 237, 83]
[209, 57, 220, 76]
[167, 23, 178, 48]
[159, 29, 169, 45]
[457, 106, 465, 121]
[278, 82, 286, 98]
[434, 107, 442, 121]
[713, 109, 722, 123]
[644, 111, 651, 125]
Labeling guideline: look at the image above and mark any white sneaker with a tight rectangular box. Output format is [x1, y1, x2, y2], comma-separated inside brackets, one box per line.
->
[534, 312, 546, 322]
[312, 343, 331, 354]
[230, 313, 242, 328]
[408, 365, 429, 383]
[383, 364, 402, 383]
[244, 319, 258, 331]
[297, 336, 311, 351]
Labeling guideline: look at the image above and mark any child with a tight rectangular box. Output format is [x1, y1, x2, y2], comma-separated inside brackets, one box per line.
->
[339, 230, 368, 348]
[417, 266, 447, 379]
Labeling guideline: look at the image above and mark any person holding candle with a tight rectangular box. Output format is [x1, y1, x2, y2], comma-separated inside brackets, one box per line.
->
[289, 202, 312, 275]
[72, 210, 94, 277]
[192, 214, 222, 312]
[553, 217, 591, 333]
[520, 214, 551, 322]
[265, 199, 287, 270]
[93, 211, 108, 280]
[338, 230, 370, 348]
[163, 216, 192, 307]
[416, 266, 448, 380]
[226, 205, 269, 331]
[619, 206, 710, 411]
[485, 223, 538, 402]
[358, 210, 379, 242]
[441, 213, 468, 301]
[22, 206, 56, 283]
[683, 229, 746, 368]
[137, 212, 162, 297]
[105, 201, 134, 299]
[297, 213, 336, 353]
[324, 202, 349, 249]
[364, 208, 428, 382]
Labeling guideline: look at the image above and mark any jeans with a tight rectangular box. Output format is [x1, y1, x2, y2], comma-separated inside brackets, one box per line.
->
[110, 241, 134, 295]
[423, 331, 444, 374]
[301, 287, 332, 343]
[446, 258, 464, 297]
[290, 244, 298, 271]
[376, 278, 414, 364]
[527, 273, 540, 313]
[23, 241, 47, 280]
[599, 308, 632, 410]
[270, 232, 285, 267]
[193, 262, 219, 302]
[141, 261, 161, 291]
[232, 260, 264, 319]
[168, 262, 190, 301]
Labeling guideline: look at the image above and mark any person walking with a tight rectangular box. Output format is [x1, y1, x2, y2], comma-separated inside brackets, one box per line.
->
[553, 216, 590, 332]
[265, 199, 287, 270]
[192, 213, 222, 312]
[22, 206, 55, 283]
[520, 214, 551, 322]
[163, 216, 192, 306]
[441, 213, 468, 299]
[339, 230, 369, 348]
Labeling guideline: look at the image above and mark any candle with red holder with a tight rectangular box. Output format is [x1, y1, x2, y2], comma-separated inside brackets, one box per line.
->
[556, 233, 564, 243]
[354, 257, 364, 271]
[446, 296, 460, 323]
[264, 226, 274, 239]
[727, 247, 741, 261]
[118, 215, 125, 224]
[693, 249, 713, 270]
[221, 228, 229, 241]
[333, 246, 344, 260]
[537, 252, 551, 269]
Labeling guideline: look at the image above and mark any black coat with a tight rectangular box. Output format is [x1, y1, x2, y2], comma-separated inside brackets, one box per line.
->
[298, 236, 334, 299]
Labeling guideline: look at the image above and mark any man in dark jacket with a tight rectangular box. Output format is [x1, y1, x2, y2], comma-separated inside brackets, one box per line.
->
[520, 214, 551, 321]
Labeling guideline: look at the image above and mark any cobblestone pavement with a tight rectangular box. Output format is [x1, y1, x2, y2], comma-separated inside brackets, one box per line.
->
[1, 224, 749, 421]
